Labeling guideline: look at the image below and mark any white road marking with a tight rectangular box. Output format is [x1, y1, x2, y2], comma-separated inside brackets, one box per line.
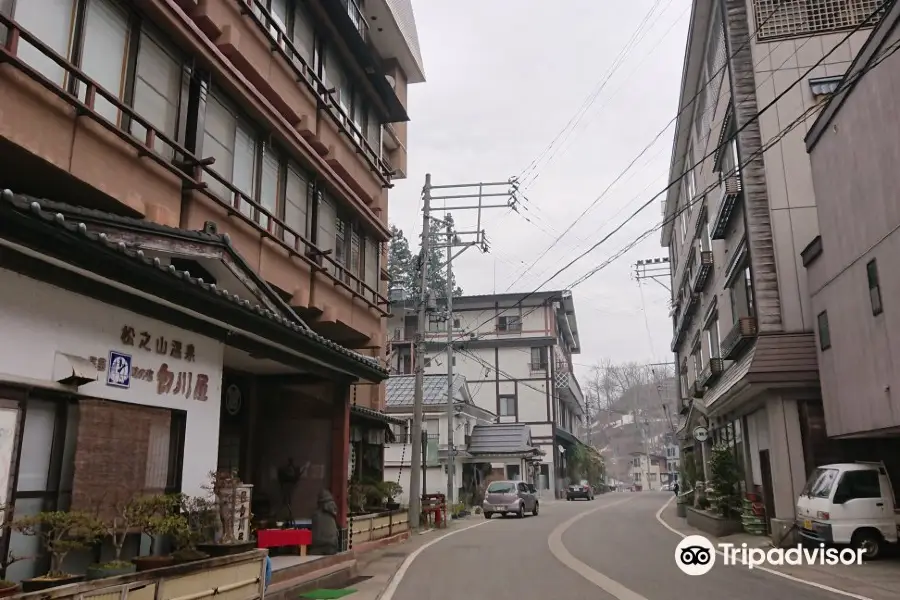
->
[654, 496, 874, 600]
[547, 497, 651, 600]
[378, 519, 495, 600]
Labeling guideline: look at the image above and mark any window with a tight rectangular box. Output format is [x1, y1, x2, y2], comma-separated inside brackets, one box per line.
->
[817, 311, 831, 351]
[700, 216, 711, 251]
[499, 395, 517, 417]
[506, 464, 520, 480]
[424, 357, 432, 367]
[649, 472, 657, 481]
[691, 341, 702, 381]
[453, 318, 461, 329]
[729, 265, 754, 322]
[203, 91, 258, 216]
[283, 162, 311, 243]
[867, 259, 883, 316]
[317, 192, 337, 256]
[530, 347, 548, 371]
[498, 315, 522, 332]
[11, 0, 185, 148]
[706, 313, 720, 358]
[634, 472, 641, 482]
[487, 481, 516, 494]
[835, 470, 882, 501]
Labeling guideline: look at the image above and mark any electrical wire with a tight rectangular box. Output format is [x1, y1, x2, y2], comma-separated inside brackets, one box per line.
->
[434, 10, 894, 359]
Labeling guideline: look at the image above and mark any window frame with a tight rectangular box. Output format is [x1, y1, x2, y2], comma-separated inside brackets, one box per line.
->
[866, 259, 883, 316]
[498, 394, 517, 417]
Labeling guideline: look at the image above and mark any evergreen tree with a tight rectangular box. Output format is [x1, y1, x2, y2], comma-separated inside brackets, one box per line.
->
[413, 213, 463, 301]
[387, 225, 414, 295]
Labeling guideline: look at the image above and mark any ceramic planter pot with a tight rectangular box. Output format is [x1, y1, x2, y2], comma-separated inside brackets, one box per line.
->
[172, 549, 210, 564]
[21, 574, 84, 593]
[86, 563, 137, 580]
[0, 583, 20, 598]
[132, 555, 176, 572]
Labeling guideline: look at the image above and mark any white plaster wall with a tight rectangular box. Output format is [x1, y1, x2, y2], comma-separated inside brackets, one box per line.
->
[0, 268, 224, 497]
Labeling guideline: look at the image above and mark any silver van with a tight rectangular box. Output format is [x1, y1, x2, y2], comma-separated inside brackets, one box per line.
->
[483, 480, 539, 518]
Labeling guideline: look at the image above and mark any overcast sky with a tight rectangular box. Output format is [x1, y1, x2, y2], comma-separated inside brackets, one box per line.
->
[388, 1, 691, 381]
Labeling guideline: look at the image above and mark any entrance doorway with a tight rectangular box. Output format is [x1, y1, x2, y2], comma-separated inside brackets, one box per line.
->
[759, 449, 775, 534]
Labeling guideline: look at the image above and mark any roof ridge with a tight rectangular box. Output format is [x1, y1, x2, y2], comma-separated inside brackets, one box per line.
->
[0, 190, 387, 376]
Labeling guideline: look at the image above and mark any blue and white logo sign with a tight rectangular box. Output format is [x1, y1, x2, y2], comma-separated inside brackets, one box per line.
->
[106, 351, 132, 389]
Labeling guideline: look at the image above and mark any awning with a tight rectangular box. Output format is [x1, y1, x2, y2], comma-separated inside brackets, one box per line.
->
[350, 404, 406, 427]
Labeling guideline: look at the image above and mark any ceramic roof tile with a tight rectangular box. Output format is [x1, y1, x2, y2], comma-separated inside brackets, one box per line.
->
[467, 423, 535, 455]
[385, 373, 467, 407]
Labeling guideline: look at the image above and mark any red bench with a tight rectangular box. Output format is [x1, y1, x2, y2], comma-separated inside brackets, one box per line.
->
[257, 528, 312, 556]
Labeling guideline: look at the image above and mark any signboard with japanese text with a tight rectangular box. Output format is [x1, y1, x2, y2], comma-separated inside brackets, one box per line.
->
[0, 267, 225, 497]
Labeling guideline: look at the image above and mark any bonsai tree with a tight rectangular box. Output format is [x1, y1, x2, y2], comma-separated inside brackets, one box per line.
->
[203, 470, 241, 544]
[172, 495, 215, 561]
[94, 495, 150, 571]
[348, 483, 367, 514]
[12, 511, 103, 579]
[707, 444, 743, 518]
[131, 494, 185, 569]
[0, 505, 28, 591]
[381, 482, 403, 505]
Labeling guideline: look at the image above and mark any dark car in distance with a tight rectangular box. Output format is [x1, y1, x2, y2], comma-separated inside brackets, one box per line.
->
[567, 481, 594, 501]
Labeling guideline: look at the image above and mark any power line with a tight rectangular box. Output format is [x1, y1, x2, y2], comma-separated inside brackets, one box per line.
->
[502, 1, 792, 293]
[431, 9, 892, 359]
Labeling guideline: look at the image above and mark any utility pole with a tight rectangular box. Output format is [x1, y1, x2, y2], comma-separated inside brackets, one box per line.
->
[408, 174, 432, 530]
[445, 218, 455, 508]
[410, 175, 518, 511]
[633, 257, 671, 292]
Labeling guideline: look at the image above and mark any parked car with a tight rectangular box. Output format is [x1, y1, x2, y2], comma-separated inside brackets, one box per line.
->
[483, 480, 539, 518]
[797, 461, 900, 559]
[567, 481, 594, 501]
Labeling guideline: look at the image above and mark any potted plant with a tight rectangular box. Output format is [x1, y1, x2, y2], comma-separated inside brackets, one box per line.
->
[348, 483, 368, 515]
[0, 505, 27, 597]
[131, 494, 184, 572]
[86, 494, 151, 580]
[171, 495, 214, 564]
[381, 482, 403, 511]
[12, 511, 103, 592]
[196, 470, 256, 557]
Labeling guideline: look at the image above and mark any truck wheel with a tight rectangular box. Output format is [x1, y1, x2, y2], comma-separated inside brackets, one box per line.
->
[484, 512, 493, 519]
[852, 529, 883, 560]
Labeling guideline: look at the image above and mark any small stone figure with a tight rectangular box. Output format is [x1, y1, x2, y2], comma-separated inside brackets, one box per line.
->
[310, 489, 339, 555]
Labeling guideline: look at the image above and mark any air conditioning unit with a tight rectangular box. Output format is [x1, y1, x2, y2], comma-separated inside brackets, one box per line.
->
[389, 288, 407, 302]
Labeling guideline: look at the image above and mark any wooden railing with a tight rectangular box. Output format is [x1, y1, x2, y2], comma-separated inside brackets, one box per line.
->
[722, 316, 758, 359]
[0, 12, 389, 317]
[239, 0, 391, 181]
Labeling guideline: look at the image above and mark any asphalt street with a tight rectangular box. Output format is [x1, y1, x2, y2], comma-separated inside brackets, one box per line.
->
[384, 492, 865, 600]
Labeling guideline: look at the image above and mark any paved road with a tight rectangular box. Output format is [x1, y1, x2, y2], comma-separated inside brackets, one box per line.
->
[385, 492, 863, 600]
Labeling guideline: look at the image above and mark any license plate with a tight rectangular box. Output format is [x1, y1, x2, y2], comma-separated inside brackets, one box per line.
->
[803, 519, 812, 530]
[495, 505, 506, 511]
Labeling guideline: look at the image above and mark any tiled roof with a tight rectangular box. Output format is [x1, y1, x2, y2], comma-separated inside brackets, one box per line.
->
[0, 190, 388, 377]
[385, 373, 468, 407]
[350, 404, 405, 426]
[467, 423, 536, 455]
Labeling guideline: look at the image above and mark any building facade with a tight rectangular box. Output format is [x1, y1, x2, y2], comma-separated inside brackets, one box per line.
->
[802, 1, 900, 472]
[0, 0, 423, 575]
[387, 291, 585, 498]
[662, 0, 885, 539]
[630, 453, 668, 491]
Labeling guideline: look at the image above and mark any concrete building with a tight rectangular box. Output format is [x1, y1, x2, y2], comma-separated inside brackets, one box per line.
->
[0, 0, 423, 571]
[663, 0, 885, 539]
[802, 0, 900, 474]
[629, 453, 668, 491]
[388, 291, 585, 498]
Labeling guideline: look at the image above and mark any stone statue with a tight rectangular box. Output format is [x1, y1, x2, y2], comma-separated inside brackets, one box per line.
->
[310, 489, 339, 555]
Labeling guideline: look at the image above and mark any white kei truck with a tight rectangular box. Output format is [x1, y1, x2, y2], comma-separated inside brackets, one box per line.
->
[796, 461, 900, 559]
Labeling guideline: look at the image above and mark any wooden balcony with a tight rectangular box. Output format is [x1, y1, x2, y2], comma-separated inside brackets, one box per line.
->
[697, 358, 724, 388]
[711, 174, 743, 240]
[691, 251, 714, 293]
[722, 316, 758, 359]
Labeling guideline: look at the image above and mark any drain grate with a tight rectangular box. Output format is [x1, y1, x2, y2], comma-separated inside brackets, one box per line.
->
[340, 576, 372, 588]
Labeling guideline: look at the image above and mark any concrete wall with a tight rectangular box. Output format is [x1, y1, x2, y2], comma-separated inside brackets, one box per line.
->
[806, 21, 900, 437]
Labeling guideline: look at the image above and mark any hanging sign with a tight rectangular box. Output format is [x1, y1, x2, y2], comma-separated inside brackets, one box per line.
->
[693, 426, 709, 442]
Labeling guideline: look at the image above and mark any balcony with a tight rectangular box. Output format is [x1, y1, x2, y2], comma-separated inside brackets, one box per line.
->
[0, 13, 390, 320]
[722, 316, 758, 359]
[530, 362, 549, 372]
[342, 0, 369, 43]
[691, 380, 705, 399]
[670, 293, 700, 351]
[691, 251, 714, 293]
[711, 174, 743, 239]
[697, 358, 724, 388]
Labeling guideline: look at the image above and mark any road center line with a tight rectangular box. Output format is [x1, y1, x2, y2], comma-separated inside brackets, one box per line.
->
[547, 497, 650, 600]
[378, 518, 495, 600]
[653, 496, 873, 600]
